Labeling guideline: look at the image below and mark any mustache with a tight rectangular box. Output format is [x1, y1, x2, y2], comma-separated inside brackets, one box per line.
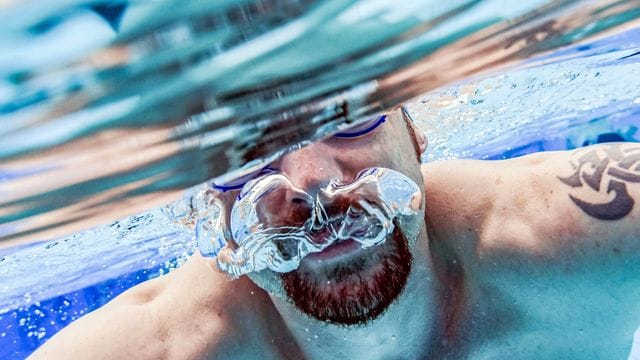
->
[281, 222, 413, 325]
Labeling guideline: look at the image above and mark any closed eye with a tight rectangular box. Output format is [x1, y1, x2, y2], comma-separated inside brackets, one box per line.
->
[333, 115, 386, 139]
[213, 115, 385, 191]
[212, 165, 278, 192]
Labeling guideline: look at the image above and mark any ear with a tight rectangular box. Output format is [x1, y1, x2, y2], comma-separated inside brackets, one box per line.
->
[412, 122, 427, 154]
[400, 105, 428, 154]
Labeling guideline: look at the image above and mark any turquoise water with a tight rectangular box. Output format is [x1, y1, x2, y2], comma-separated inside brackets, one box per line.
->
[1, 20, 640, 360]
[2, 0, 638, 244]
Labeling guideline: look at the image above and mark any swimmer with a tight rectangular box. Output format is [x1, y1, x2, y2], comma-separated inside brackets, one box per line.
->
[30, 109, 640, 359]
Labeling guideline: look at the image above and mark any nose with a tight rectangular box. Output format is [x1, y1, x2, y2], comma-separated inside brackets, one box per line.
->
[277, 142, 344, 195]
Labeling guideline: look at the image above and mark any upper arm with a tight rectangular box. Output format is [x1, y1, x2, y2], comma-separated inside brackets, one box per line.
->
[423, 142, 640, 265]
[28, 277, 170, 360]
[28, 255, 231, 360]
[491, 143, 640, 261]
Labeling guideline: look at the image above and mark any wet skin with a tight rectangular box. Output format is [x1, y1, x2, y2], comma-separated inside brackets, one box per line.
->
[30, 110, 640, 359]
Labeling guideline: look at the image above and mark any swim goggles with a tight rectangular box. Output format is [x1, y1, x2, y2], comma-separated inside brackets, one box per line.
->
[212, 114, 387, 192]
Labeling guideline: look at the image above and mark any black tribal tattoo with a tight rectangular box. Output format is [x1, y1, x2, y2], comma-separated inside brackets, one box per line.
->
[558, 144, 640, 220]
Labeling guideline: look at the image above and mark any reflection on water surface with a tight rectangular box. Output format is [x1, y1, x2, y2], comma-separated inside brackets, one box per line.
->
[1, 0, 639, 244]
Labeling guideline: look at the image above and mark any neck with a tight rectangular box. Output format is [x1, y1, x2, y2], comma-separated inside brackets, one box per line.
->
[269, 232, 440, 359]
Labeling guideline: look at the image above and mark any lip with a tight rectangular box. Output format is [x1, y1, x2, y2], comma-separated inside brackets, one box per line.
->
[305, 238, 362, 262]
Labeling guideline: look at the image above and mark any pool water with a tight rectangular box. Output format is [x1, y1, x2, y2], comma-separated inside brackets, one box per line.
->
[1, 25, 639, 360]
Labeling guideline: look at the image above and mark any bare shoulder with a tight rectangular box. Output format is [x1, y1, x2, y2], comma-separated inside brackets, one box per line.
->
[29, 254, 274, 359]
[420, 158, 501, 246]
[424, 145, 640, 356]
[422, 143, 640, 263]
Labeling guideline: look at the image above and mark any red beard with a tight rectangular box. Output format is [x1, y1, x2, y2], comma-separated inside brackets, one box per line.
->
[281, 223, 412, 325]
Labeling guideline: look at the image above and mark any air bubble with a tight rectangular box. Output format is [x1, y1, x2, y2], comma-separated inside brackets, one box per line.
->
[213, 168, 423, 277]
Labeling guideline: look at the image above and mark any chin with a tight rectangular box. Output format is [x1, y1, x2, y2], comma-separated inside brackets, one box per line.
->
[281, 225, 412, 326]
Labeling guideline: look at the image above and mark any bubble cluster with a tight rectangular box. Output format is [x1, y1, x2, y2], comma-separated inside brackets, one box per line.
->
[209, 167, 423, 277]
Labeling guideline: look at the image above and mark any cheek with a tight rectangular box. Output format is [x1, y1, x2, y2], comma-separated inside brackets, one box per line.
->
[330, 144, 388, 177]
[336, 134, 419, 178]
[377, 135, 424, 185]
[368, 141, 395, 164]
[376, 133, 418, 168]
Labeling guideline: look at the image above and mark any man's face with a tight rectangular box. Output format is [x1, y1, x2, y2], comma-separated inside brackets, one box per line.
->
[218, 110, 426, 325]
